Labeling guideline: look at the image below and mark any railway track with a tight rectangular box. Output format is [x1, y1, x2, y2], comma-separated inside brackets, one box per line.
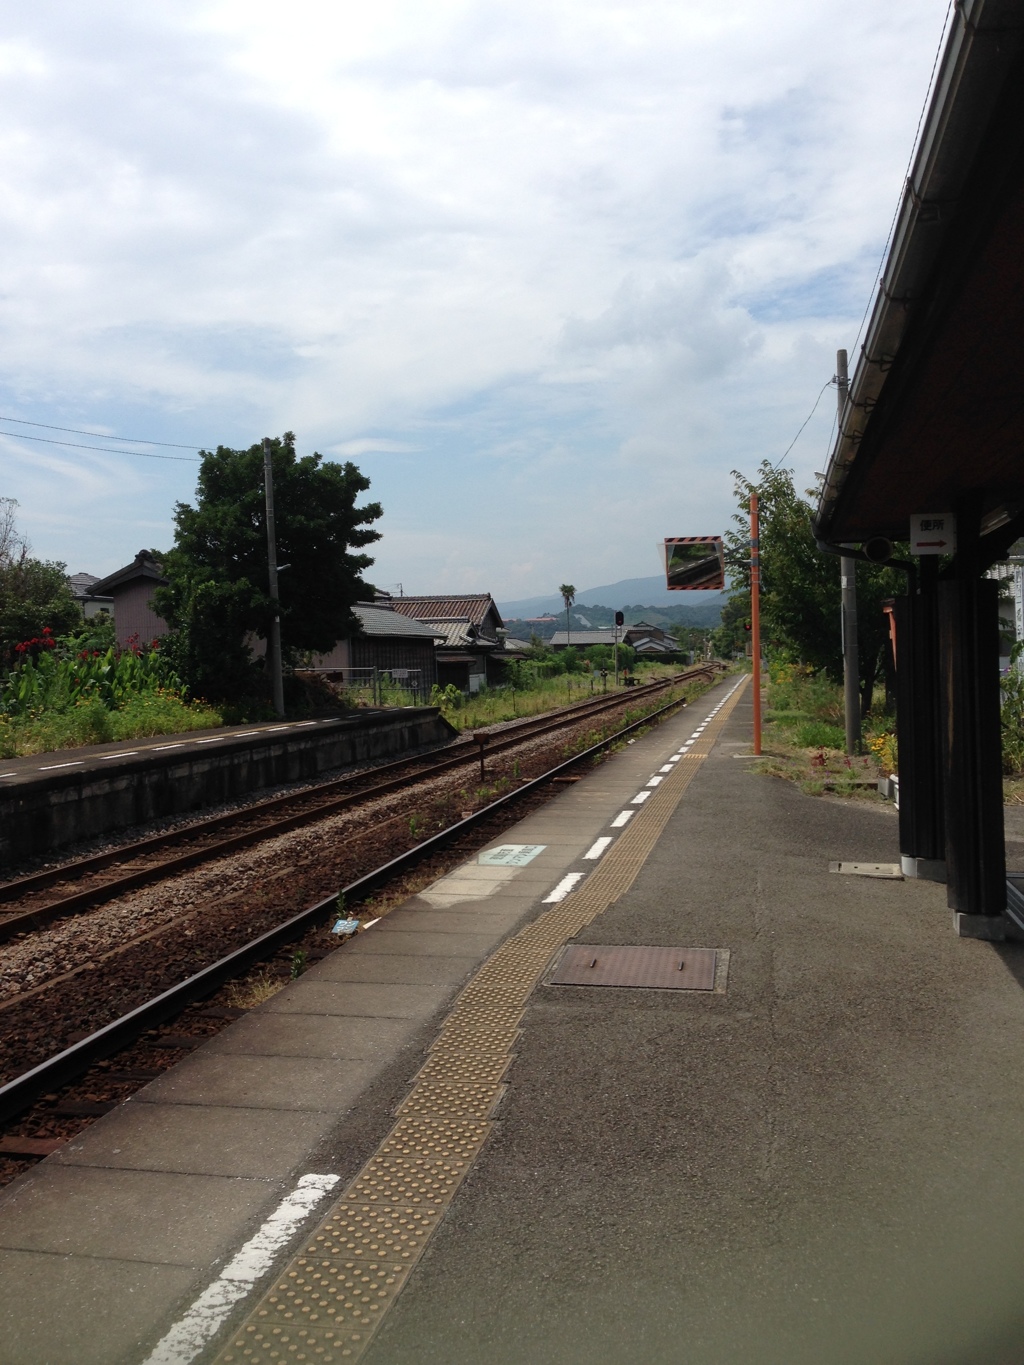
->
[0, 666, 720, 942]
[0, 669, 724, 1133]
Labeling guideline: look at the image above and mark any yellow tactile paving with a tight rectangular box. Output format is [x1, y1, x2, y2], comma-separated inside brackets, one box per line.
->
[213, 677, 747, 1364]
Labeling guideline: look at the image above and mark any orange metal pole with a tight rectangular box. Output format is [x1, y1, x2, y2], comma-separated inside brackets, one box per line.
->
[750, 493, 762, 755]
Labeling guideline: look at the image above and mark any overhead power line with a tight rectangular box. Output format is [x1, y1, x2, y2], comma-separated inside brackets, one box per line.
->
[769, 377, 834, 473]
[0, 413, 200, 450]
[0, 429, 200, 462]
[850, 0, 956, 361]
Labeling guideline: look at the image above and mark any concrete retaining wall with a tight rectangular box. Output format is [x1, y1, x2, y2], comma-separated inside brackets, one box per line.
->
[0, 708, 456, 867]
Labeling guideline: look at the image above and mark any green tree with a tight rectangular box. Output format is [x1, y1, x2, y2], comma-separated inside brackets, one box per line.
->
[711, 594, 752, 660]
[720, 463, 902, 717]
[559, 583, 576, 647]
[156, 433, 382, 705]
[0, 500, 81, 672]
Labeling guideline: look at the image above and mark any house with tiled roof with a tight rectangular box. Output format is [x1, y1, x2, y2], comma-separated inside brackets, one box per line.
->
[309, 602, 442, 696]
[90, 551, 168, 647]
[385, 593, 510, 691]
[68, 572, 113, 621]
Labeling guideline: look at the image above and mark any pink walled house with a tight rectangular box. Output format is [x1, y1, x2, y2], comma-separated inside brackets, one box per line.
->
[90, 551, 169, 648]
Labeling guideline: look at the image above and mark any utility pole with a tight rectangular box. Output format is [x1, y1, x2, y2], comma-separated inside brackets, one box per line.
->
[836, 350, 860, 754]
[750, 492, 762, 755]
[263, 437, 285, 718]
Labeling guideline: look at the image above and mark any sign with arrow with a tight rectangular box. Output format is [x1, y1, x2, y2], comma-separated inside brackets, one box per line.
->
[910, 513, 956, 556]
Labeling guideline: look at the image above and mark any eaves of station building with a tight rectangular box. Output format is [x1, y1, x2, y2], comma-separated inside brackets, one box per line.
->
[813, 0, 1024, 934]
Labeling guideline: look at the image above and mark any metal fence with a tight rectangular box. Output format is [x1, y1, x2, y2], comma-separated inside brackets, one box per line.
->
[303, 666, 429, 707]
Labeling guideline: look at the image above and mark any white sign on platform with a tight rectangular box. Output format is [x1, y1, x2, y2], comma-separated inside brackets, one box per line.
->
[910, 513, 956, 556]
[478, 844, 547, 866]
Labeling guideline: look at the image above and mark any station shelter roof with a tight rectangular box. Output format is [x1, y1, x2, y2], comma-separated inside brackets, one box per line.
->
[815, 0, 1024, 549]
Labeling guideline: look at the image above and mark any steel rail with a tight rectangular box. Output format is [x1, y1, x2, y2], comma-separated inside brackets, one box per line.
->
[0, 682, 666, 905]
[0, 668, 719, 942]
[0, 673, 719, 1124]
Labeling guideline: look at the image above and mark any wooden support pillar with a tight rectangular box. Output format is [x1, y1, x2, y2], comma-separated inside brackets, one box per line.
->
[939, 575, 1006, 921]
[894, 568, 945, 879]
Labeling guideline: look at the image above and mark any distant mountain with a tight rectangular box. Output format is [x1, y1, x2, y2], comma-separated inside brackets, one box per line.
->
[499, 575, 727, 618]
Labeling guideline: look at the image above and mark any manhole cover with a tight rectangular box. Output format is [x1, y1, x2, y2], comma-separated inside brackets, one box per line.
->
[550, 944, 717, 990]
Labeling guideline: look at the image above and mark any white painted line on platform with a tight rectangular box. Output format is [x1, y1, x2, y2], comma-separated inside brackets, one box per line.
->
[610, 810, 634, 828]
[234, 730, 260, 736]
[668, 756, 681, 763]
[659, 764, 673, 773]
[38, 761, 85, 770]
[141, 1173, 340, 1365]
[152, 743, 185, 751]
[294, 721, 317, 726]
[543, 872, 586, 903]
[195, 736, 225, 743]
[362, 917, 381, 928]
[630, 790, 652, 805]
[265, 725, 291, 731]
[100, 751, 138, 759]
[646, 776, 664, 787]
[584, 836, 613, 860]
[0, 772, 16, 778]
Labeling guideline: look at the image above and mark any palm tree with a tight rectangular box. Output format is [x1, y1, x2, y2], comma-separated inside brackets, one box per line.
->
[559, 583, 576, 649]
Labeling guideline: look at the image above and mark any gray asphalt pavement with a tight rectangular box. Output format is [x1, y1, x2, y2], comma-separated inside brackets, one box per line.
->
[363, 688, 1024, 1365]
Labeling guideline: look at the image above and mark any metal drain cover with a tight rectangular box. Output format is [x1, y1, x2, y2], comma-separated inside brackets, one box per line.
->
[829, 861, 903, 879]
[550, 944, 717, 990]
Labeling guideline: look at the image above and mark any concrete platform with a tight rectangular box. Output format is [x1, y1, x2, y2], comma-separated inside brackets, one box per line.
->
[0, 706, 455, 866]
[0, 676, 736, 1364]
[6, 671, 1024, 1364]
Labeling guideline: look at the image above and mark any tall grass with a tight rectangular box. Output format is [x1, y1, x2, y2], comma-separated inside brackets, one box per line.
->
[766, 664, 845, 726]
[766, 662, 898, 766]
[1002, 668, 1024, 775]
[432, 665, 680, 731]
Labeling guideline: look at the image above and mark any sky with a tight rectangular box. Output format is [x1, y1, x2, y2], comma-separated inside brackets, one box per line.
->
[0, 0, 952, 599]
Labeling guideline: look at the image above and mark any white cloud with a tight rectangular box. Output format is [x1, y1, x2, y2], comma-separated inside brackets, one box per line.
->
[331, 438, 417, 456]
[0, 0, 949, 588]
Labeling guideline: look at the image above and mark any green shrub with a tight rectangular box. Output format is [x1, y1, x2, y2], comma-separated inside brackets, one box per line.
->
[0, 629, 222, 756]
[1, 639, 178, 717]
[1002, 669, 1024, 775]
[792, 721, 846, 749]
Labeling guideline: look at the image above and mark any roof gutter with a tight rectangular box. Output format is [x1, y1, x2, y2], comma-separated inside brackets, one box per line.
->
[814, 0, 1024, 541]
